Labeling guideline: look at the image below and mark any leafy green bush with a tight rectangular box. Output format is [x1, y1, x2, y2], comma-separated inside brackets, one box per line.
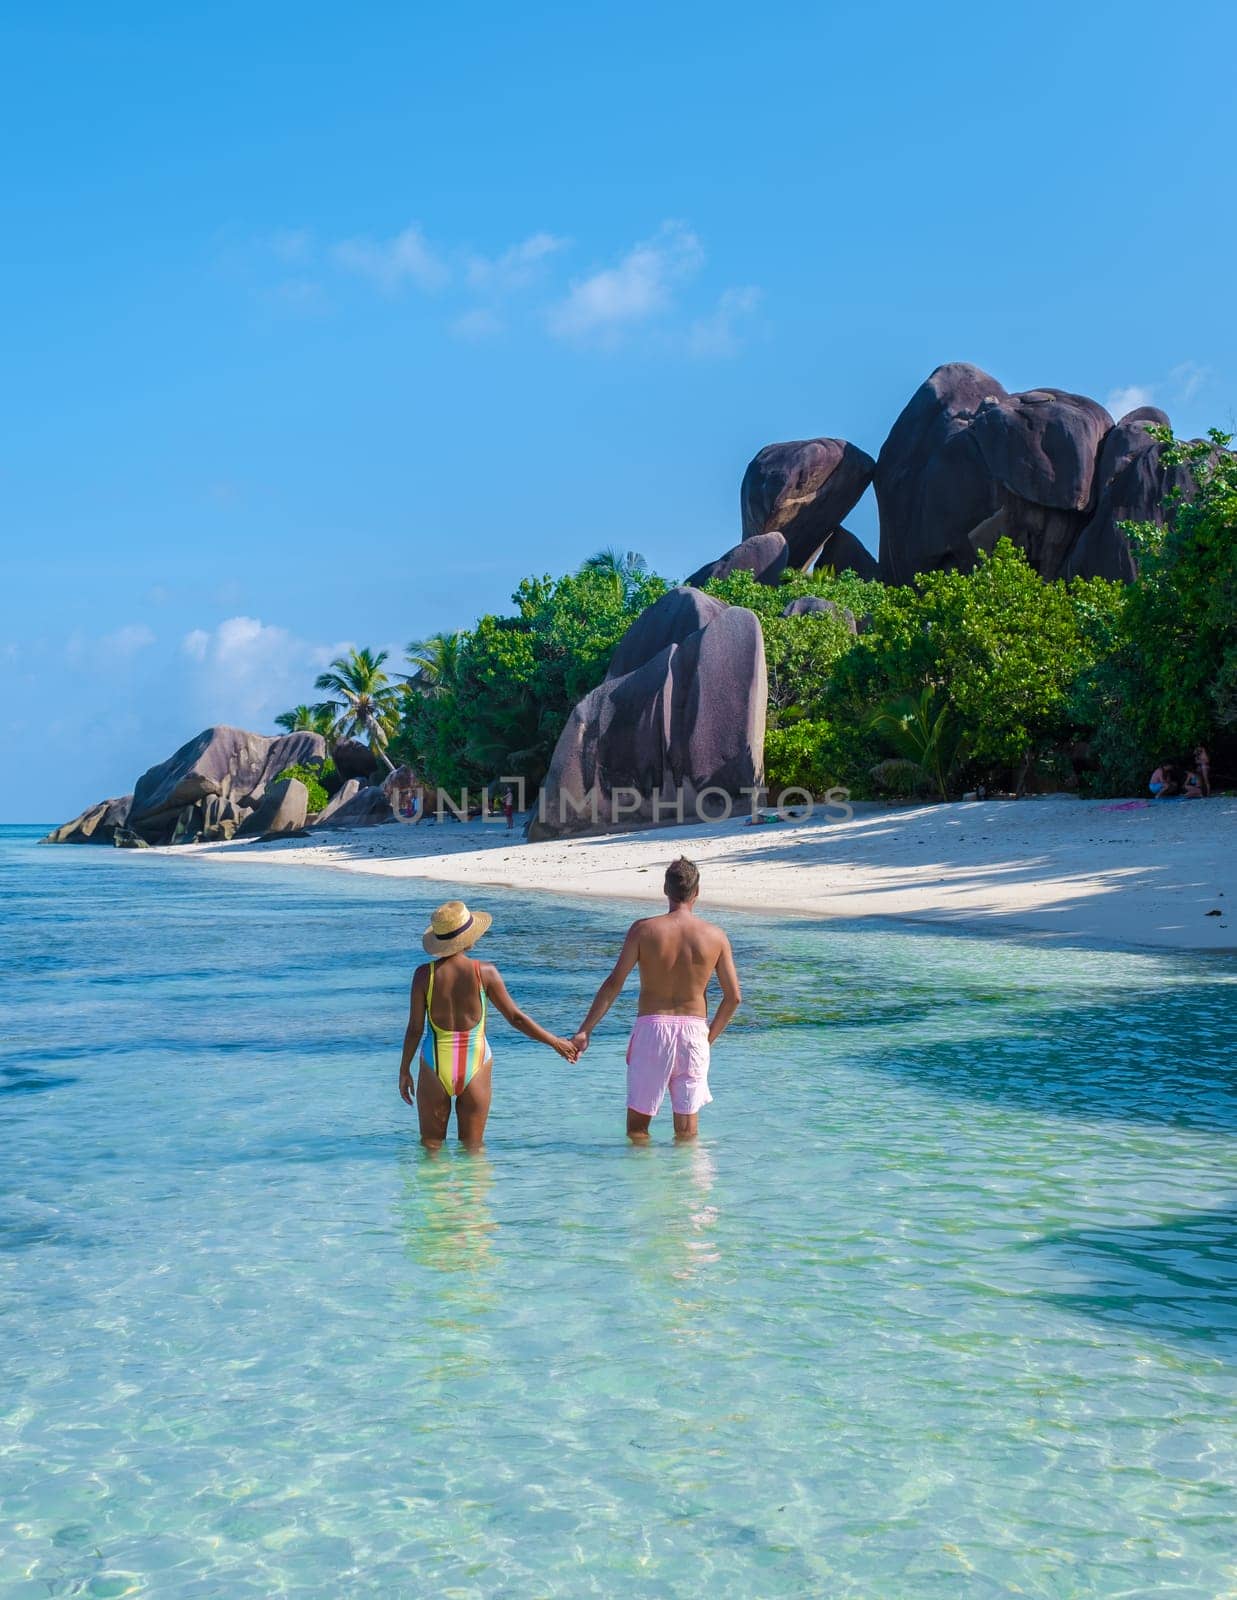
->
[275, 762, 330, 813]
[764, 718, 851, 794]
[868, 687, 967, 800]
[829, 540, 1124, 792]
[394, 565, 669, 792]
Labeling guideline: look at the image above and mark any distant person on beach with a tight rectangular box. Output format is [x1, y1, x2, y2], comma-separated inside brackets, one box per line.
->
[399, 900, 578, 1148]
[571, 857, 742, 1142]
[503, 787, 515, 830]
[1194, 745, 1211, 797]
[1182, 766, 1204, 799]
[1149, 763, 1179, 797]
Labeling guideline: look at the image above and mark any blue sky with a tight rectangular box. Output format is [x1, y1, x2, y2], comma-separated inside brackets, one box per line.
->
[3, 0, 1234, 821]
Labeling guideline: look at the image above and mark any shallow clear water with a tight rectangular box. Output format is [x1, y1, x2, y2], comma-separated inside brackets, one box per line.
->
[2, 825, 1236, 1599]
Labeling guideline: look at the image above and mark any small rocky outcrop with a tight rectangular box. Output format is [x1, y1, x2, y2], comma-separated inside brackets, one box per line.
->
[43, 795, 133, 845]
[46, 725, 328, 846]
[235, 778, 309, 840]
[740, 437, 875, 567]
[687, 531, 789, 589]
[313, 784, 396, 830]
[126, 726, 326, 845]
[311, 778, 361, 826]
[531, 599, 766, 839]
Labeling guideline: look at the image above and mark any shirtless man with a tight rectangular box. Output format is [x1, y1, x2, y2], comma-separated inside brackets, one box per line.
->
[572, 857, 741, 1140]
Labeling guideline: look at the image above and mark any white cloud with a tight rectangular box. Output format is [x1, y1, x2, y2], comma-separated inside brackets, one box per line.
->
[686, 285, 761, 358]
[180, 616, 352, 729]
[266, 277, 328, 316]
[65, 624, 157, 668]
[465, 232, 569, 294]
[103, 624, 157, 658]
[1170, 360, 1209, 404]
[547, 221, 705, 343]
[269, 228, 313, 264]
[1105, 361, 1212, 423]
[450, 307, 505, 342]
[332, 224, 448, 293]
[1106, 384, 1155, 419]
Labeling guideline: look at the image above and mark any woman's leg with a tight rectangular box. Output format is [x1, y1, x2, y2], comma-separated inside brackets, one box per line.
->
[455, 1062, 493, 1150]
[416, 1066, 452, 1149]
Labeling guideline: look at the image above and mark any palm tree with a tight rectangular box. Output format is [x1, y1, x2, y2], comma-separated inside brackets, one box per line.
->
[274, 704, 337, 745]
[404, 630, 465, 696]
[313, 647, 404, 773]
[868, 687, 967, 801]
[580, 547, 648, 604]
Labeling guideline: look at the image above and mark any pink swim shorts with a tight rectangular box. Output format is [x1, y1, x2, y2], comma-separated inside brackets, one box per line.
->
[626, 1014, 712, 1117]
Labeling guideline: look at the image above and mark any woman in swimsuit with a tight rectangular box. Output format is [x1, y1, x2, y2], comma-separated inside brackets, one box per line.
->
[398, 899, 577, 1148]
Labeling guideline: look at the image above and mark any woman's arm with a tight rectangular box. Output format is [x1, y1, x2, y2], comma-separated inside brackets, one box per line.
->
[398, 966, 428, 1104]
[481, 965, 578, 1061]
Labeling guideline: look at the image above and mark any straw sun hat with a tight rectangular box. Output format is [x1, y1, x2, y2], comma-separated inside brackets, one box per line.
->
[422, 899, 493, 957]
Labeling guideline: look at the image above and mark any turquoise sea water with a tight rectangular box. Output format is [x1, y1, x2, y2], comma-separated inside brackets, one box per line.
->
[2, 824, 1236, 1599]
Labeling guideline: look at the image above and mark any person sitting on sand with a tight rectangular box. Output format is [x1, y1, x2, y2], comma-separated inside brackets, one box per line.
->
[1149, 762, 1179, 797]
[398, 900, 577, 1148]
[1194, 744, 1212, 797]
[1182, 766, 1204, 799]
[571, 856, 742, 1142]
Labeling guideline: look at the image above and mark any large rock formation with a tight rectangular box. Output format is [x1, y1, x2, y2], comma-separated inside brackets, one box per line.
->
[687, 531, 789, 589]
[873, 362, 1207, 584]
[311, 778, 362, 826]
[531, 598, 766, 839]
[126, 726, 326, 844]
[812, 525, 879, 580]
[43, 795, 133, 845]
[1064, 406, 1203, 581]
[332, 738, 380, 785]
[606, 586, 726, 680]
[46, 725, 328, 846]
[313, 783, 396, 829]
[235, 778, 309, 840]
[740, 437, 875, 568]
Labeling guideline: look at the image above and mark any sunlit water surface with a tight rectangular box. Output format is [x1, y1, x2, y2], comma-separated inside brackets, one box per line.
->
[2, 825, 1236, 1598]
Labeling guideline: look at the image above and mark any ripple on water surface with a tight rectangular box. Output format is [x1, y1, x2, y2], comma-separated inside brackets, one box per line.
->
[1, 826, 1235, 1598]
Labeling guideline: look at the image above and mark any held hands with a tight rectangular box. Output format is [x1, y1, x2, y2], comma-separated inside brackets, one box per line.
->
[552, 1036, 580, 1063]
[570, 1031, 590, 1057]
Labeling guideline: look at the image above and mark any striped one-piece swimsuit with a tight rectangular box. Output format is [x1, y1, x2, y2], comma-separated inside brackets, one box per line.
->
[421, 958, 493, 1097]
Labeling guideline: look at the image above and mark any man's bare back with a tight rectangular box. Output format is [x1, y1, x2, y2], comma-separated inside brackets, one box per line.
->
[633, 911, 734, 1019]
[573, 857, 741, 1140]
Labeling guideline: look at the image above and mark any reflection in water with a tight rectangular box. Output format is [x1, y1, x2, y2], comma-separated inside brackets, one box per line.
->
[624, 1141, 721, 1328]
[396, 1147, 498, 1386]
[399, 1145, 497, 1278]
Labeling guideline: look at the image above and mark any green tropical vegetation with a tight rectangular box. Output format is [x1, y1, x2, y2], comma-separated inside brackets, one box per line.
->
[272, 431, 1233, 803]
[391, 563, 667, 792]
[312, 647, 403, 773]
[274, 704, 337, 743]
[273, 760, 335, 814]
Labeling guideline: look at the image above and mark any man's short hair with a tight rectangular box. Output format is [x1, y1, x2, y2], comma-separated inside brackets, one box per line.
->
[664, 856, 700, 903]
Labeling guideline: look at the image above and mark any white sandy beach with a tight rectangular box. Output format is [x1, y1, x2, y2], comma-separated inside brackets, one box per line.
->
[172, 794, 1237, 953]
